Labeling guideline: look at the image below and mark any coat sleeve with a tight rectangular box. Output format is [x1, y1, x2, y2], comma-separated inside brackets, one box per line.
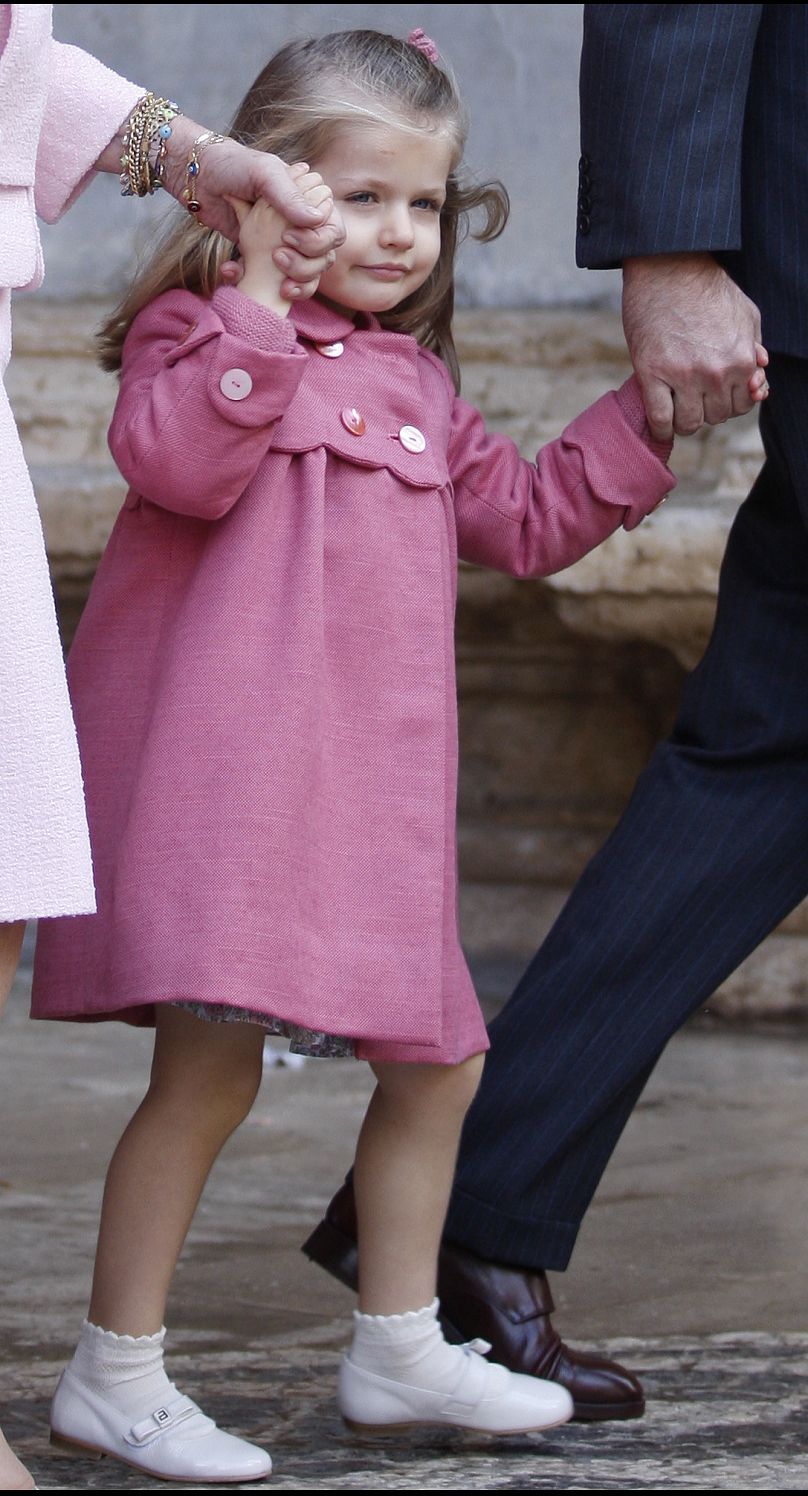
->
[109, 287, 308, 520]
[577, 3, 763, 268]
[35, 39, 143, 222]
[448, 375, 676, 578]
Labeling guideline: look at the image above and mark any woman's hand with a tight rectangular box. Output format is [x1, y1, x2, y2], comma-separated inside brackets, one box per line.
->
[160, 120, 344, 299]
[97, 108, 346, 298]
[225, 166, 334, 316]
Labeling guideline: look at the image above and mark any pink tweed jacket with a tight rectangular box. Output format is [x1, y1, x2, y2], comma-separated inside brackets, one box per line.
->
[32, 286, 675, 1061]
[0, 3, 141, 920]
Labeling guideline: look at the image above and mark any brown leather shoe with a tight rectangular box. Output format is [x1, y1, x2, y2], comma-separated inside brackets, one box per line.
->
[302, 1179, 645, 1422]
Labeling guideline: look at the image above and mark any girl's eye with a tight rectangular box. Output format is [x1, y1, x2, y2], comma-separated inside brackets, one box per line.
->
[413, 198, 443, 212]
[346, 191, 376, 204]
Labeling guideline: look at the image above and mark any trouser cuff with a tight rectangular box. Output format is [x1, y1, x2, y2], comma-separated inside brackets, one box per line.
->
[444, 1187, 580, 1272]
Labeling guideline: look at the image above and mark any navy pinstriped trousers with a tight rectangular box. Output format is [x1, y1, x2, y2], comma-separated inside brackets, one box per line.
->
[445, 354, 808, 1272]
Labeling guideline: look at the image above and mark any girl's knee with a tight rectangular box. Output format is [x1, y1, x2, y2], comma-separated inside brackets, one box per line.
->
[373, 1050, 485, 1119]
[150, 1009, 264, 1131]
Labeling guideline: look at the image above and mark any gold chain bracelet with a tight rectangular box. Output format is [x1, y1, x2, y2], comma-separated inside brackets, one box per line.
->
[182, 131, 226, 219]
[120, 93, 181, 197]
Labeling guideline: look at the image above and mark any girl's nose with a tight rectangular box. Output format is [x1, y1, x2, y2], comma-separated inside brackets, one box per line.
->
[380, 205, 415, 248]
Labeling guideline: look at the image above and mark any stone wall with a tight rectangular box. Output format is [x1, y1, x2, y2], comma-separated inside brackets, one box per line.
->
[8, 298, 807, 1023]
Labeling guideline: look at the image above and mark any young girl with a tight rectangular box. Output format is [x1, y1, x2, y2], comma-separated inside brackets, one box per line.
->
[32, 27, 677, 1483]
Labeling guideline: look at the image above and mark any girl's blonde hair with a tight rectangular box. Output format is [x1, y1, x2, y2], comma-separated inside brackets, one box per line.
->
[98, 30, 509, 389]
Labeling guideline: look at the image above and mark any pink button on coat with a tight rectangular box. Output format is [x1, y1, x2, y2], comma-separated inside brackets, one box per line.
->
[32, 286, 675, 1061]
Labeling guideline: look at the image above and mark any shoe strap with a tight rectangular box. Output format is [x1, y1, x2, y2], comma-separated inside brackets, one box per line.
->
[464, 1337, 492, 1357]
[126, 1394, 212, 1447]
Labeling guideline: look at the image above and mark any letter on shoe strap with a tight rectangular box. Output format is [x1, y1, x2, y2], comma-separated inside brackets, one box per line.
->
[126, 1395, 209, 1447]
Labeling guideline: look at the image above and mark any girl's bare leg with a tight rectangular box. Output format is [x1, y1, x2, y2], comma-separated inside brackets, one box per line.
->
[341, 1051, 572, 1434]
[52, 1007, 273, 1481]
[90, 1006, 265, 1333]
[353, 1054, 484, 1314]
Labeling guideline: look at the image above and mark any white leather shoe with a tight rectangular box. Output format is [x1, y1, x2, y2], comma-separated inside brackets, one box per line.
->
[50, 1366, 272, 1483]
[338, 1336, 574, 1435]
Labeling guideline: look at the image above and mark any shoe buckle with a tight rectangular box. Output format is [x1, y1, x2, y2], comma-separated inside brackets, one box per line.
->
[127, 1397, 198, 1446]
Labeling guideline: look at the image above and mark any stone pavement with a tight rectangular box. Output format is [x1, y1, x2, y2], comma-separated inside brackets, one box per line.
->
[2, 936, 808, 1490]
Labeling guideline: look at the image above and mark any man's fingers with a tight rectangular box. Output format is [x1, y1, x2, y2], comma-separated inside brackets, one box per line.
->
[729, 380, 758, 416]
[639, 376, 675, 442]
[672, 388, 706, 437]
[703, 389, 736, 426]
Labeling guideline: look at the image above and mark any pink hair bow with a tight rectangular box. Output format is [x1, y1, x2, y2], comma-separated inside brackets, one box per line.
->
[408, 28, 440, 63]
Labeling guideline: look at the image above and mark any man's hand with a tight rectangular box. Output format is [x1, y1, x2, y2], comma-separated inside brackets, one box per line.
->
[622, 253, 763, 440]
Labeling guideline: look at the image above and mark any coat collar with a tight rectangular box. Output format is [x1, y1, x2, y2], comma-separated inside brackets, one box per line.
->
[290, 297, 377, 347]
[289, 297, 424, 377]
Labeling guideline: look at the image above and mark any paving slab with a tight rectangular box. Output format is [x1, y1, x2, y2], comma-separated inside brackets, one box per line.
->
[2, 937, 807, 1489]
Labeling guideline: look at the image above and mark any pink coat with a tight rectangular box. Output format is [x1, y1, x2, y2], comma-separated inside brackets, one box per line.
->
[32, 286, 675, 1061]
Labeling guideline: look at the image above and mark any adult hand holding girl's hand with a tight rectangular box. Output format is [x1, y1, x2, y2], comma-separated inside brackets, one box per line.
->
[622, 253, 766, 441]
[224, 166, 335, 314]
[157, 124, 344, 298]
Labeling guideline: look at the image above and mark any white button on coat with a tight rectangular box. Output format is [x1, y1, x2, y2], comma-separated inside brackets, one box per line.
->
[316, 341, 344, 358]
[219, 368, 253, 401]
[398, 424, 426, 453]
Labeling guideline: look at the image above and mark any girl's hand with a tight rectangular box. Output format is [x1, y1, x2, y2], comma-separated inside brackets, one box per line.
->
[225, 167, 335, 316]
[748, 341, 770, 404]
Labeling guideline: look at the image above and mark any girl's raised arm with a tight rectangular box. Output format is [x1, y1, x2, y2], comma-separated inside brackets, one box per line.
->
[109, 286, 307, 520]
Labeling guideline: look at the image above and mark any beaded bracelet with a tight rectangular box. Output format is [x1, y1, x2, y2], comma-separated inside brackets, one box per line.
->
[182, 131, 226, 218]
[120, 93, 181, 197]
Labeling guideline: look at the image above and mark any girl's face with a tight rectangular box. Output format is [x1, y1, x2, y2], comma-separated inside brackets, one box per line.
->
[312, 118, 454, 318]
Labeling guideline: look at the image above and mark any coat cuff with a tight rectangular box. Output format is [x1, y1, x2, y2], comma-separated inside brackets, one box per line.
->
[210, 286, 299, 353]
[561, 384, 676, 530]
[613, 375, 674, 465]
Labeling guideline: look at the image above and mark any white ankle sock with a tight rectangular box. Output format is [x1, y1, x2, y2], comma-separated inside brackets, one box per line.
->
[68, 1319, 177, 1419]
[349, 1299, 472, 1392]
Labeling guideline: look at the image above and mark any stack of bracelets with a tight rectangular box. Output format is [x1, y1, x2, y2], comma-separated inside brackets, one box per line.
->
[120, 93, 182, 197]
[120, 94, 226, 219]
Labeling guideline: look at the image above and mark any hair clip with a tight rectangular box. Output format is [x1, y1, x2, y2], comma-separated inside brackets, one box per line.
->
[407, 28, 439, 63]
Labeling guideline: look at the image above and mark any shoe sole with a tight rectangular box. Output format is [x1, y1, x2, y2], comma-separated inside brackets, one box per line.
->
[570, 1399, 645, 1422]
[342, 1412, 573, 1437]
[50, 1431, 272, 1484]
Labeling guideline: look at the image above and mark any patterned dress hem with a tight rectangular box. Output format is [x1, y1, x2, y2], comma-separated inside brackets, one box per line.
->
[171, 1000, 356, 1058]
